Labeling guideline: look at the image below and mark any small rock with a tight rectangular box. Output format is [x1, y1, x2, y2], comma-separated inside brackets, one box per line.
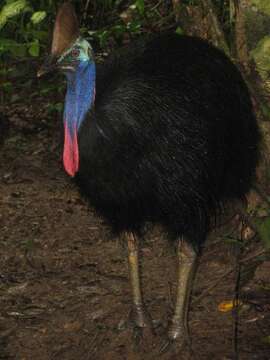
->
[7, 282, 28, 295]
[63, 321, 82, 332]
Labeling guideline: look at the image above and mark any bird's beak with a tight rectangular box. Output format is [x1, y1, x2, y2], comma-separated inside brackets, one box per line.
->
[37, 55, 57, 78]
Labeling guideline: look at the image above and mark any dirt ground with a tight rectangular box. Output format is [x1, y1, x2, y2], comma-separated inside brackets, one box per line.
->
[1, 83, 270, 360]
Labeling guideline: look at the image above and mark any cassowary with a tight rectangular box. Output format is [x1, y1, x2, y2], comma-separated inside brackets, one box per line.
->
[38, 2, 260, 350]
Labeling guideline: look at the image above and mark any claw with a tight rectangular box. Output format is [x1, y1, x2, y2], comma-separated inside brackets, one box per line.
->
[158, 323, 188, 355]
[117, 306, 156, 350]
[158, 335, 187, 355]
[159, 338, 173, 354]
[130, 313, 156, 350]
[133, 326, 144, 346]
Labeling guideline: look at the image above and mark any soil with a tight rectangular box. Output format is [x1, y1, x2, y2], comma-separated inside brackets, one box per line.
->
[1, 79, 270, 360]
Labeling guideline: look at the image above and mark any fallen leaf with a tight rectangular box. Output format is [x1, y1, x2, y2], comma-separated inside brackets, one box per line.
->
[218, 300, 242, 312]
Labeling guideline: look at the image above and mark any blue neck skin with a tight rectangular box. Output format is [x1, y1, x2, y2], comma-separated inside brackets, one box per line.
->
[64, 60, 96, 136]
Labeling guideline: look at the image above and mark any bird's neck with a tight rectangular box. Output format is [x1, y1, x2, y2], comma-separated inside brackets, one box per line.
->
[63, 61, 96, 177]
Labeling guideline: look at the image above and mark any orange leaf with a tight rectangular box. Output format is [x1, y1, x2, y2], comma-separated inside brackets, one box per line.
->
[218, 300, 242, 312]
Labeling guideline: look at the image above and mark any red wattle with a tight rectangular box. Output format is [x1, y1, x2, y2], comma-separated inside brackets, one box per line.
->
[63, 122, 79, 177]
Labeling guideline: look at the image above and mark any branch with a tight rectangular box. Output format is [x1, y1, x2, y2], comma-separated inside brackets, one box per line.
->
[234, 0, 249, 68]
[200, 0, 230, 55]
[83, 0, 91, 22]
[172, 0, 181, 22]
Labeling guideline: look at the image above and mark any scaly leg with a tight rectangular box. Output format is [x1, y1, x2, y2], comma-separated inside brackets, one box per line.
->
[126, 232, 153, 331]
[161, 236, 197, 352]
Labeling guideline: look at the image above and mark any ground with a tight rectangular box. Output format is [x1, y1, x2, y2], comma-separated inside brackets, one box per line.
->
[0, 83, 270, 360]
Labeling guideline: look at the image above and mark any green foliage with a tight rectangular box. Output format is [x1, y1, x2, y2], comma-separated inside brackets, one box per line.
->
[0, 0, 29, 29]
[47, 102, 63, 114]
[175, 26, 184, 35]
[261, 102, 270, 118]
[28, 39, 40, 56]
[256, 217, 270, 248]
[135, 0, 145, 16]
[0, 38, 27, 57]
[30, 10, 46, 24]
[250, 0, 270, 16]
[251, 36, 270, 81]
[0, 0, 50, 58]
[85, 1, 147, 48]
[0, 0, 148, 59]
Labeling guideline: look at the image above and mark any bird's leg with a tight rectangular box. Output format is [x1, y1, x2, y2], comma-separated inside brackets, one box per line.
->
[126, 232, 152, 331]
[161, 236, 197, 352]
[169, 237, 197, 340]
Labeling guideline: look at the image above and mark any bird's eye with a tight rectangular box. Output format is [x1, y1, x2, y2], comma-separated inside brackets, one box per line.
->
[71, 49, 80, 57]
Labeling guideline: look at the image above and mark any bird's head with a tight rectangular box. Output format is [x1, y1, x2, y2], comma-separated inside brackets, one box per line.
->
[38, 3, 96, 178]
[38, 3, 94, 77]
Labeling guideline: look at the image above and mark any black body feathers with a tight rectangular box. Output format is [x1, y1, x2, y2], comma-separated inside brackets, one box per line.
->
[76, 34, 259, 246]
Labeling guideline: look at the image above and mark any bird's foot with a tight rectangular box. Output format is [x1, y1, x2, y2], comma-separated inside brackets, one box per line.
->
[159, 322, 190, 355]
[129, 305, 155, 345]
[118, 305, 156, 350]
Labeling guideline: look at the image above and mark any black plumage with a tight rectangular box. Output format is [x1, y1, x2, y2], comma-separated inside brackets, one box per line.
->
[76, 34, 259, 247]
